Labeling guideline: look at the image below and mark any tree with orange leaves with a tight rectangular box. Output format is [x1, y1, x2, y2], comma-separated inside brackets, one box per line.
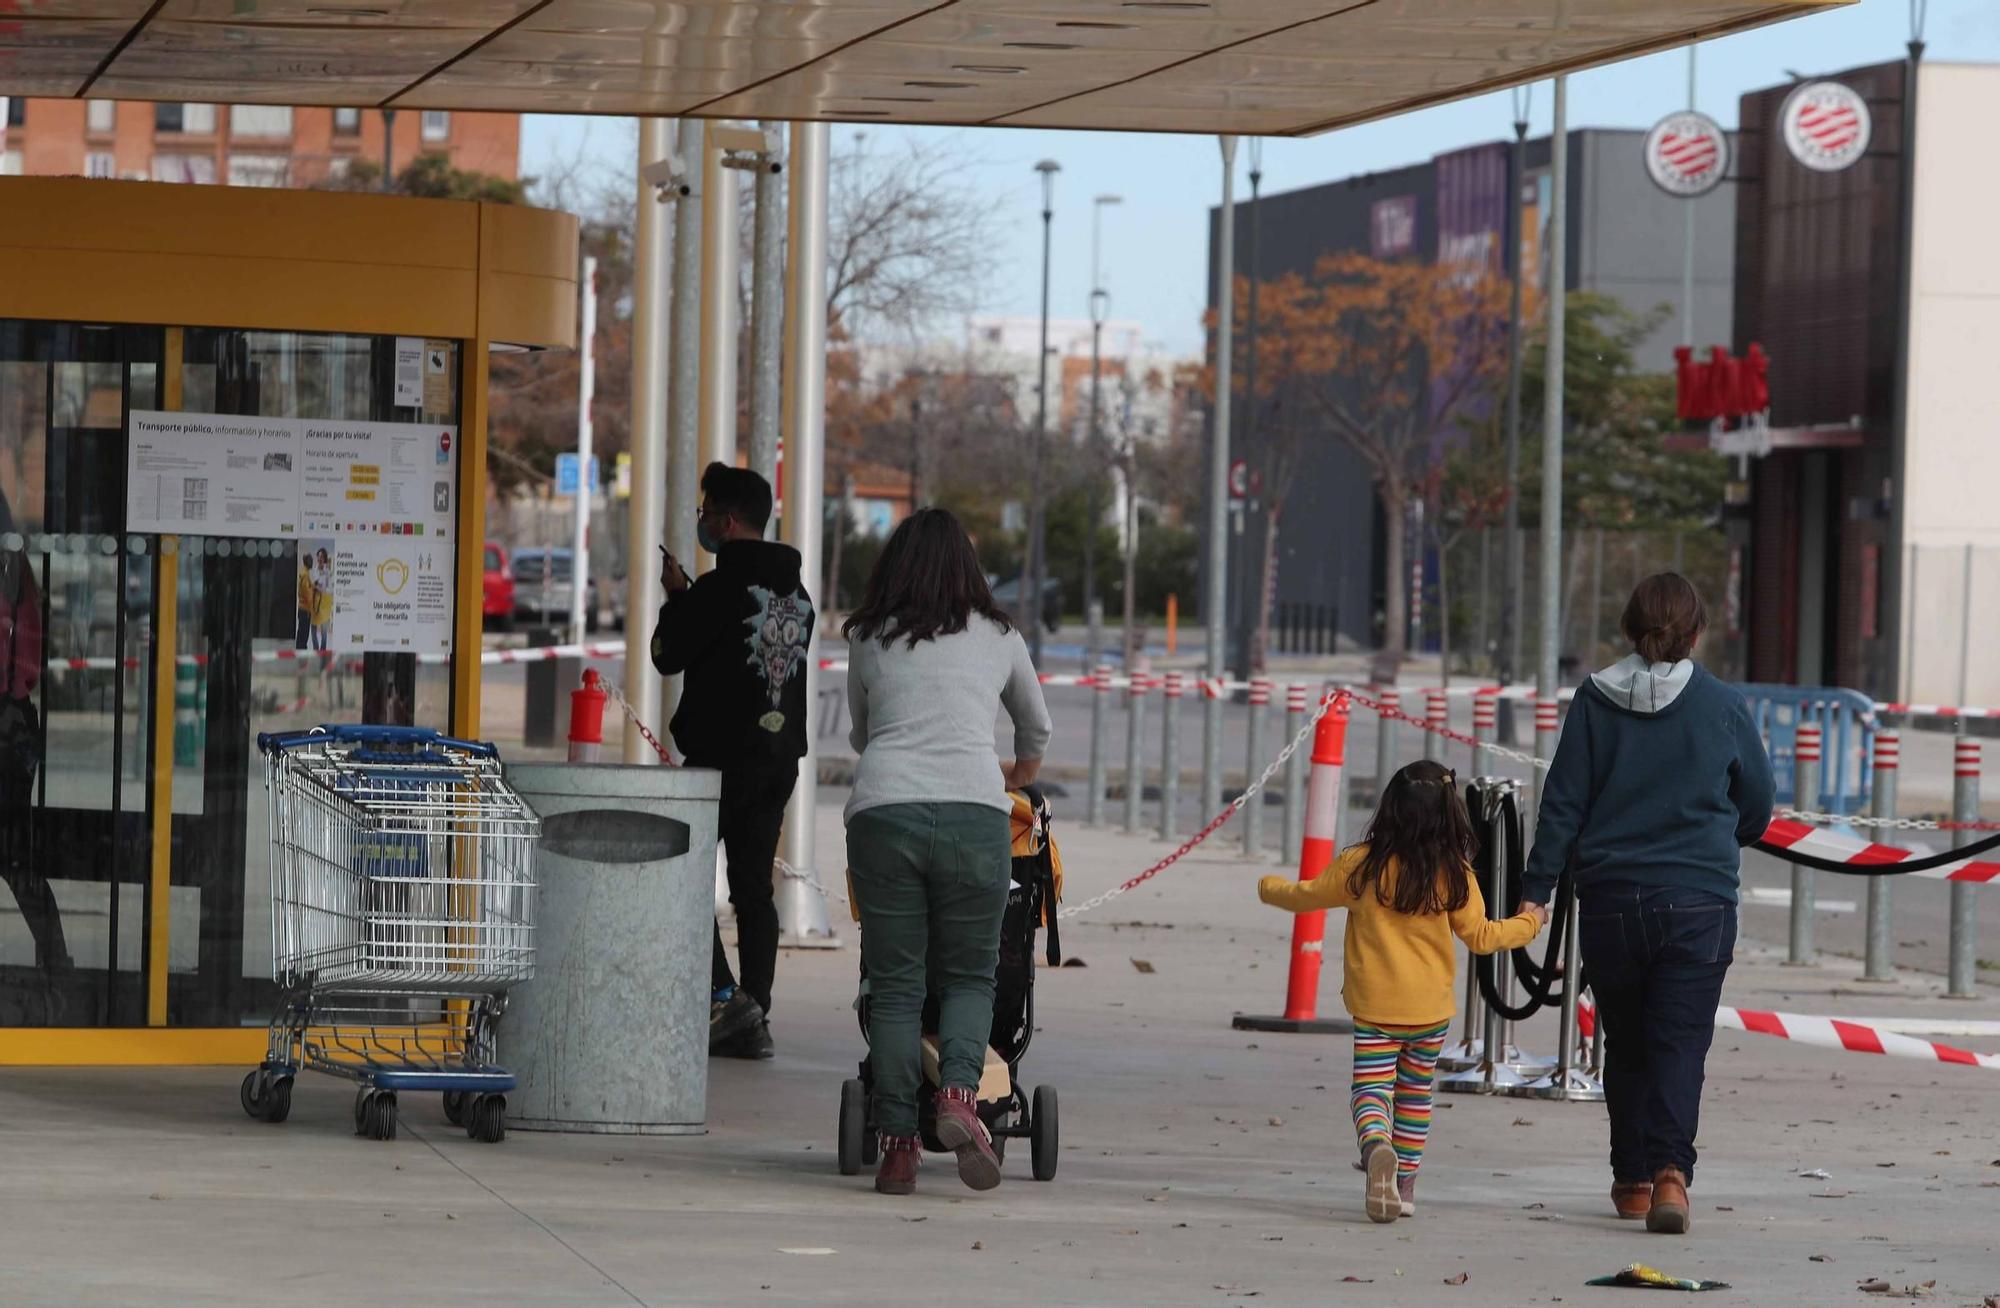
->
[1217, 252, 1512, 663]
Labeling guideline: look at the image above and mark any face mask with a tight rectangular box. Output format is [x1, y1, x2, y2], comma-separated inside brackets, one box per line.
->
[696, 520, 721, 555]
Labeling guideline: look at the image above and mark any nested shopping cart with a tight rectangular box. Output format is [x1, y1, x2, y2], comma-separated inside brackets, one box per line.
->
[240, 725, 539, 1143]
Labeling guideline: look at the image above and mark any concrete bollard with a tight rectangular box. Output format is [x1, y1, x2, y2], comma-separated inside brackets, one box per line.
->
[1233, 697, 1353, 1034]
[1472, 689, 1498, 777]
[1374, 686, 1400, 804]
[1159, 672, 1183, 841]
[1283, 683, 1309, 865]
[1123, 670, 1149, 835]
[1949, 734, 1981, 998]
[1243, 677, 1272, 856]
[1864, 731, 1898, 982]
[1087, 662, 1112, 826]
[1424, 687, 1449, 763]
[1788, 721, 1822, 966]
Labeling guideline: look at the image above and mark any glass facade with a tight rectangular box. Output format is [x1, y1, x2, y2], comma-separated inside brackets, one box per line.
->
[0, 321, 462, 1030]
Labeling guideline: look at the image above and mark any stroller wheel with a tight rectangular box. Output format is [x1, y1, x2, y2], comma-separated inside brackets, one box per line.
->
[838, 1078, 867, 1176]
[1031, 1085, 1058, 1182]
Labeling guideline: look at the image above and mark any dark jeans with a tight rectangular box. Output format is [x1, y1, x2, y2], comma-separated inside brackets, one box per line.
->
[705, 760, 798, 1018]
[847, 803, 1011, 1137]
[1579, 884, 1736, 1186]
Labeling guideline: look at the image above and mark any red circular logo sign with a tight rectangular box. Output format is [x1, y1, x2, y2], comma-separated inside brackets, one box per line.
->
[1643, 111, 1729, 197]
[1781, 81, 1871, 173]
[439, 432, 452, 455]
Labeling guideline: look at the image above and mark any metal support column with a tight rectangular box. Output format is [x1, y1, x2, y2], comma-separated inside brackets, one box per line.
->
[570, 255, 597, 645]
[665, 118, 704, 729]
[776, 120, 834, 947]
[624, 120, 674, 763]
[1534, 76, 1568, 825]
[747, 123, 786, 502]
[1374, 686, 1400, 802]
[1204, 136, 1238, 819]
[698, 125, 741, 543]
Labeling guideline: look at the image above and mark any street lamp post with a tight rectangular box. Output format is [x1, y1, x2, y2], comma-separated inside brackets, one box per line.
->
[1085, 193, 1123, 647]
[1235, 140, 1263, 679]
[1501, 88, 1530, 712]
[1027, 159, 1060, 666]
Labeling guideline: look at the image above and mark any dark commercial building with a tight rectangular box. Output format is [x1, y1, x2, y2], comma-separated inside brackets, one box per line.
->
[1206, 128, 1735, 665]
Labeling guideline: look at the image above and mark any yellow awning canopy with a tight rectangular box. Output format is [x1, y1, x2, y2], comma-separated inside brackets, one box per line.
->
[0, 0, 1845, 136]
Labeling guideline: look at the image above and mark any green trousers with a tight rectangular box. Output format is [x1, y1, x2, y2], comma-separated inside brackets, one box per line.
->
[847, 802, 1011, 1137]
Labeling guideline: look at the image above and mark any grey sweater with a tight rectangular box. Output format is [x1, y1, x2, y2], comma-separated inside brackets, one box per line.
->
[845, 618, 1054, 821]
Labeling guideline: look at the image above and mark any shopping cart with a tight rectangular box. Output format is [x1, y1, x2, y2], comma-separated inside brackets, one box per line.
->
[239, 725, 539, 1143]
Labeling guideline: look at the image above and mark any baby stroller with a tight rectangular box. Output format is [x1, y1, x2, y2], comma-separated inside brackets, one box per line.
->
[837, 786, 1064, 1181]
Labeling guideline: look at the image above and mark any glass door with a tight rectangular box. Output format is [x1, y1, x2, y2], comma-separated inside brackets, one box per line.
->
[0, 319, 162, 1027]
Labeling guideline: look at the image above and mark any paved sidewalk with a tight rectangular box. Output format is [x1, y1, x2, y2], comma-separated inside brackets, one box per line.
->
[2, 797, 1997, 1307]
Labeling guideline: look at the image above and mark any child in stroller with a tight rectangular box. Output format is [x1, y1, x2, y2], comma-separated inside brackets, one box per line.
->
[838, 786, 1063, 1184]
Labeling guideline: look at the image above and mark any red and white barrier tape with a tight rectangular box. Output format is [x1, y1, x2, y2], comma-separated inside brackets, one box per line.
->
[1580, 998, 2000, 1072]
[1758, 817, 2000, 883]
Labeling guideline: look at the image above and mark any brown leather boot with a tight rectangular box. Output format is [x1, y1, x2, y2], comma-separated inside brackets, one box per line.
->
[933, 1087, 1002, 1192]
[1647, 1167, 1690, 1234]
[875, 1134, 921, 1195]
[1612, 1180, 1654, 1220]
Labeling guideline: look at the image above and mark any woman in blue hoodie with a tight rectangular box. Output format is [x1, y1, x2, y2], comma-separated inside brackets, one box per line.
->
[1520, 573, 1773, 1236]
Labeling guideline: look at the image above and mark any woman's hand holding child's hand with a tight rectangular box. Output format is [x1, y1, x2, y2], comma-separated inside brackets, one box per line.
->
[1516, 901, 1551, 932]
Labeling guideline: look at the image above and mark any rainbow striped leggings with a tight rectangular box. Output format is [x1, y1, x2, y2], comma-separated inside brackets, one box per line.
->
[1351, 1019, 1450, 1178]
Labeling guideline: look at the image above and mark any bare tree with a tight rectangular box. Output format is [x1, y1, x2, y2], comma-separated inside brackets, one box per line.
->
[826, 131, 997, 340]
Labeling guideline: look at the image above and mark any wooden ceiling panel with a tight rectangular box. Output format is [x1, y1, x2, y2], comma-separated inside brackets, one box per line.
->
[0, 0, 1851, 135]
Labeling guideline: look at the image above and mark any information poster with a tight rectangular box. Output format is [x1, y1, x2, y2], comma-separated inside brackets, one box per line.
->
[127, 412, 300, 536]
[393, 337, 424, 409]
[130, 410, 457, 654]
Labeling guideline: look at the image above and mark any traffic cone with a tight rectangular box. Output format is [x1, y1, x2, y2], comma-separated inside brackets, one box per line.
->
[1234, 696, 1355, 1034]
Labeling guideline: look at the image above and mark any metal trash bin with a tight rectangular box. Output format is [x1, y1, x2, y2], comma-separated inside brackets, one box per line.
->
[501, 763, 720, 1134]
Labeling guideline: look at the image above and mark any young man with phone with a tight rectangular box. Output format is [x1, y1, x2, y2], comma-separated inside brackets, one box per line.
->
[651, 463, 816, 1060]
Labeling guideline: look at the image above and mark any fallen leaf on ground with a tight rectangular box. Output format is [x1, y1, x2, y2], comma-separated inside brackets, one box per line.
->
[1130, 959, 1155, 974]
[1444, 1272, 1470, 1286]
[1268, 1117, 1285, 1127]
[1511, 1118, 1534, 1127]
[1858, 1281, 1893, 1295]
[1810, 1192, 1850, 1199]
[971, 1242, 983, 1251]
[1715, 1205, 1735, 1212]
[1340, 1276, 1374, 1283]
[1798, 1168, 1833, 1181]
[1809, 1254, 1833, 1263]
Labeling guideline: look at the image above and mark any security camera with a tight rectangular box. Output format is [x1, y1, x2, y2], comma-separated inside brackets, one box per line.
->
[639, 155, 690, 200]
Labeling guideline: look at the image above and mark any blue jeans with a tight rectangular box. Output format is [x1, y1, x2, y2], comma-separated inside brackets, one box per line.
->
[1578, 885, 1736, 1186]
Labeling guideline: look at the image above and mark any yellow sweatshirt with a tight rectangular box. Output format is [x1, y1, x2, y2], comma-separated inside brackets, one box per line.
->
[1258, 846, 1542, 1028]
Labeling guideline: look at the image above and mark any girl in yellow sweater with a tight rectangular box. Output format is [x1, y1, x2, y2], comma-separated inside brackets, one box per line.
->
[1258, 759, 1546, 1223]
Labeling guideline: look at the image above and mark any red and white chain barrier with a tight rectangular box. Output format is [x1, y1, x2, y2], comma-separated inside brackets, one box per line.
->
[1580, 997, 2000, 1072]
[1757, 817, 2000, 883]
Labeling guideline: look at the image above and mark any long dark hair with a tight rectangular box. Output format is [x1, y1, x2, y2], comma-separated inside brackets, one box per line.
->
[1346, 759, 1477, 916]
[842, 507, 1012, 649]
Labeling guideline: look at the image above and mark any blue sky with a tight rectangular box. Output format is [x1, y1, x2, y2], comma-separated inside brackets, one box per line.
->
[523, 0, 2000, 355]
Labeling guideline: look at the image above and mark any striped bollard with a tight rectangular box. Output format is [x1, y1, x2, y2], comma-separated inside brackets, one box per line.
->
[1087, 662, 1112, 826]
[1530, 696, 1560, 835]
[1472, 689, 1499, 777]
[1234, 696, 1353, 1034]
[1374, 686, 1400, 804]
[1158, 672, 1183, 841]
[1282, 683, 1309, 865]
[1242, 677, 1272, 856]
[1863, 731, 1899, 982]
[1788, 722, 1822, 966]
[1424, 687, 1449, 763]
[1949, 735, 1981, 998]
[1123, 670, 1149, 835]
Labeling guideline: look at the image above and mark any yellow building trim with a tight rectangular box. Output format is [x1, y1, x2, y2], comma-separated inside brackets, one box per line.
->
[0, 1029, 266, 1067]
[147, 329, 184, 1027]
[0, 178, 576, 349]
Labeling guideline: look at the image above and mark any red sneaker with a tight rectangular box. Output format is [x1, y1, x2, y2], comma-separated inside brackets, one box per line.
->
[875, 1134, 921, 1195]
[933, 1087, 1002, 1192]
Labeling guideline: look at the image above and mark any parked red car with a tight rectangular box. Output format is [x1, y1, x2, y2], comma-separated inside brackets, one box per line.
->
[482, 542, 515, 629]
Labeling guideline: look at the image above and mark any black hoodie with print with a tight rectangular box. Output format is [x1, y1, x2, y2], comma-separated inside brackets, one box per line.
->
[650, 539, 815, 769]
